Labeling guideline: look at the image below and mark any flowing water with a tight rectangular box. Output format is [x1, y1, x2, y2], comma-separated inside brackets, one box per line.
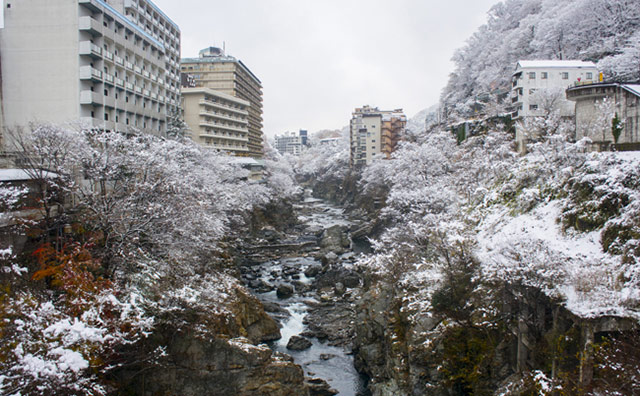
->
[246, 194, 370, 395]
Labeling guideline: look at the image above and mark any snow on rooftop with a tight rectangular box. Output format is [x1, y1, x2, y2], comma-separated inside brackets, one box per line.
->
[622, 84, 640, 97]
[0, 169, 58, 182]
[516, 60, 597, 69]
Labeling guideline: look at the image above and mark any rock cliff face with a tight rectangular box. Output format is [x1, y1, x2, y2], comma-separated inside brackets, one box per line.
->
[117, 288, 311, 396]
[353, 279, 639, 396]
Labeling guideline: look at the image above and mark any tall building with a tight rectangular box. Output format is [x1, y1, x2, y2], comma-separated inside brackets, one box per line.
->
[181, 87, 251, 155]
[181, 47, 264, 158]
[350, 106, 406, 167]
[0, 0, 180, 148]
[274, 130, 308, 156]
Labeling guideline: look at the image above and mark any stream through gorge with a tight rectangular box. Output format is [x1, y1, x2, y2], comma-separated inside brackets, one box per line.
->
[241, 193, 371, 396]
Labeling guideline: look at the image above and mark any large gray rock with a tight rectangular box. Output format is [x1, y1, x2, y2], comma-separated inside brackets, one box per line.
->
[277, 283, 295, 299]
[320, 225, 350, 254]
[287, 335, 313, 351]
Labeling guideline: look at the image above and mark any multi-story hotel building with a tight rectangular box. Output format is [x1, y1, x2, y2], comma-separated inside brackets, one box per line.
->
[181, 47, 264, 158]
[181, 87, 250, 155]
[0, 0, 180, 147]
[350, 106, 406, 167]
[274, 130, 308, 156]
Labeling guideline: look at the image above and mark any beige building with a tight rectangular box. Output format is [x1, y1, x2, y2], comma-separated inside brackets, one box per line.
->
[181, 47, 263, 158]
[181, 87, 250, 155]
[350, 106, 406, 166]
[0, 0, 180, 149]
[567, 83, 640, 151]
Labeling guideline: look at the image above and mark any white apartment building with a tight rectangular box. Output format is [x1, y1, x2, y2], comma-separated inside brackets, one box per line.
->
[350, 106, 406, 167]
[511, 60, 598, 150]
[0, 0, 180, 148]
[181, 87, 250, 155]
[274, 130, 308, 156]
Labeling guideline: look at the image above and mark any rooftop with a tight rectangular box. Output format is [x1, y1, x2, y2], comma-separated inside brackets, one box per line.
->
[516, 60, 597, 70]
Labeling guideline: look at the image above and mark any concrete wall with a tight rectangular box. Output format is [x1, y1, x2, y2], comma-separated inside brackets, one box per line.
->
[0, 0, 80, 142]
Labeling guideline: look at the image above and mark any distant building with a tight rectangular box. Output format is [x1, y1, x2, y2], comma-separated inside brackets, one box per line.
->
[0, 0, 181, 146]
[274, 130, 309, 155]
[181, 47, 264, 158]
[181, 87, 250, 155]
[350, 106, 406, 166]
[319, 137, 340, 145]
[180, 73, 196, 88]
[567, 82, 640, 151]
[511, 60, 598, 151]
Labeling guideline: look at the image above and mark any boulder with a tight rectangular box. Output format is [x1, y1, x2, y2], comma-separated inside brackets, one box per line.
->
[277, 284, 295, 299]
[287, 335, 313, 351]
[304, 264, 323, 278]
[305, 377, 339, 396]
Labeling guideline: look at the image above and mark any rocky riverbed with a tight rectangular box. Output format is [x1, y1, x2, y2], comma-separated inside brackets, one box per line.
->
[240, 194, 372, 396]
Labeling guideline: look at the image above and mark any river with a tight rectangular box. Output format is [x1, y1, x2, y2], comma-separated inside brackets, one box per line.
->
[242, 194, 370, 395]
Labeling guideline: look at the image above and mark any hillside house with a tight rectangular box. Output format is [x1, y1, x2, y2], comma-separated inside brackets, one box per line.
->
[511, 60, 599, 151]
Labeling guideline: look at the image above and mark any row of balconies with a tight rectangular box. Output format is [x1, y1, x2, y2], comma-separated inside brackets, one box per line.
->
[199, 110, 247, 124]
[79, 66, 169, 103]
[199, 130, 248, 142]
[199, 120, 248, 134]
[199, 100, 249, 116]
[79, 91, 167, 119]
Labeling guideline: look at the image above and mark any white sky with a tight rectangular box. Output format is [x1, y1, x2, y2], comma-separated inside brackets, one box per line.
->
[151, 0, 498, 136]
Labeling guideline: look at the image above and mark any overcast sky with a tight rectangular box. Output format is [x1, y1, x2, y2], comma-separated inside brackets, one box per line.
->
[152, 0, 498, 136]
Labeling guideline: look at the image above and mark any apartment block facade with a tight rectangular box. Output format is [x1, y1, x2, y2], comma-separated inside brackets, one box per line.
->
[181, 87, 250, 155]
[275, 130, 308, 156]
[0, 0, 180, 148]
[181, 47, 263, 158]
[350, 106, 406, 167]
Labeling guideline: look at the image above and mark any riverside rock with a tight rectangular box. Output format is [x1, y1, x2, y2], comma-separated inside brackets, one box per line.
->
[277, 283, 295, 299]
[287, 335, 313, 351]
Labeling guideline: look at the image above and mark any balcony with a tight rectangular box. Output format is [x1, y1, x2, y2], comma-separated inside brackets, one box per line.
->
[104, 74, 115, 85]
[79, 41, 102, 58]
[115, 55, 125, 66]
[79, 0, 101, 13]
[115, 77, 125, 87]
[125, 61, 134, 71]
[79, 66, 103, 81]
[78, 16, 102, 36]
[125, 82, 134, 90]
[80, 90, 103, 105]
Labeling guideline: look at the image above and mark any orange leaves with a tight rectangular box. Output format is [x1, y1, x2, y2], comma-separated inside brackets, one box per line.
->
[31, 242, 113, 315]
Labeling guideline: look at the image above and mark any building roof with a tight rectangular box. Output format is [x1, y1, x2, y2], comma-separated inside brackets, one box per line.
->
[624, 84, 640, 97]
[516, 60, 597, 69]
[181, 53, 262, 85]
[0, 169, 58, 182]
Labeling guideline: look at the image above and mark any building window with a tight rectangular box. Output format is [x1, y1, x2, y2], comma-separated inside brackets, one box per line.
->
[541, 72, 548, 79]
[586, 72, 593, 80]
[529, 89, 536, 95]
[104, 113, 109, 121]
[561, 72, 569, 79]
[529, 104, 538, 110]
[528, 72, 536, 79]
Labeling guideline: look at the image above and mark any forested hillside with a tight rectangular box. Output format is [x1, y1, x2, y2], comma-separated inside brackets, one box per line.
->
[440, 0, 640, 121]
